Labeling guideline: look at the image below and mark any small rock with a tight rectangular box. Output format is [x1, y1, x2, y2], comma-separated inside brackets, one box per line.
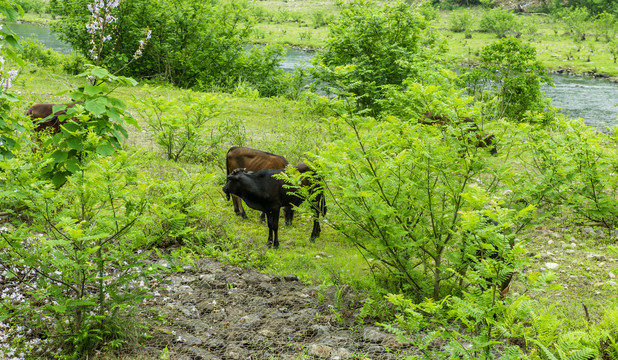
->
[609, 272, 615, 279]
[332, 348, 351, 359]
[587, 254, 607, 262]
[258, 329, 275, 337]
[581, 227, 596, 236]
[310, 324, 330, 336]
[284, 274, 299, 282]
[225, 344, 247, 360]
[308, 344, 333, 358]
[172, 285, 194, 293]
[606, 281, 617, 287]
[179, 304, 199, 318]
[156, 259, 170, 268]
[363, 327, 388, 343]
[239, 315, 261, 328]
[544, 262, 559, 270]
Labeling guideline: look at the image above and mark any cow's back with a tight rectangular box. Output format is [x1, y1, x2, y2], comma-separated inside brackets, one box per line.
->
[26, 103, 55, 119]
[226, 146, 288, 174]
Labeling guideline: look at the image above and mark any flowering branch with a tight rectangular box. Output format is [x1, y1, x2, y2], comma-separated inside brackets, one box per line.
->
[85, 0, 151, 81]
[0, 24, 19, 91]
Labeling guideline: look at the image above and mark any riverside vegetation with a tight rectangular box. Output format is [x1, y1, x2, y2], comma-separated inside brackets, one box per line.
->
[0, 0, 618, 359]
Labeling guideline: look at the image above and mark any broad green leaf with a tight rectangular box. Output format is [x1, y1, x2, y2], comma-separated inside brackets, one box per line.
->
[65, 158, 81, 173]
[84, 84, 103, 96]
[66, 137, 82, 151]
[51, 172, 68, 188]
[90, 67, 109, 79]
[0, 8, 19, 22]
[85, 98, 108, 117]
[96, 143, 115, 156]
[50, 150, 68, 163]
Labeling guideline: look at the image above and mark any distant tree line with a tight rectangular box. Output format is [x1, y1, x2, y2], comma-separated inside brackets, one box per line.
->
[48, 0, 297, 95]
[431, 0, 617, 16]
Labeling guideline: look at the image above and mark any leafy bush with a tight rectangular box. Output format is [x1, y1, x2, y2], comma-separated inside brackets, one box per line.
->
[38, 67, 139, 188]
[449, 11, 473, 33]
[14, 0, 47, 14]
[557, 6, 590, 41]
[309, 83, 532, 300]
[460, 37, 552, 122]
[20, 38, 63, 67]
[62, 51, 88, 75]
[311, 0, 443, 115]
[52, 0, 256, 90]
[131, 87, 225, 162]
[0, 151, 162, 359]
[520, 119, 618, 234]
[478, 8, 519, 38]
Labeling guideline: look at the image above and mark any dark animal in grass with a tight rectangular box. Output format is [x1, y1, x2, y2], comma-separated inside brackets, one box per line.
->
[26, 100, 84, 134]
[419, 112, 497, 155]
[222, 164, 326, 249]
[225, 146, 292, 224]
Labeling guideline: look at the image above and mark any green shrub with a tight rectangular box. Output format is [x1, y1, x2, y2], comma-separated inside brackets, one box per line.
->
[20, 38, 63, 67]
[312, 10, 327, 28]
[479, 8, 519, 38]
[131, 87, 225, 162]
[594, 12, 616, 42]
[0, 151, 161, 358]
[15, 0, 47, 14]
[311, 0, 443, 115]
[62, 51, 88, 75]
[461, 37, 552, 122]
[309, 83, 531, 300]
[449, 11, 473, 33]
[521, 119, 618, 234]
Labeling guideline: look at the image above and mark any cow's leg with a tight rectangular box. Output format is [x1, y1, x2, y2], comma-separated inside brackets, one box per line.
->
[260, 212, 266, 223]
[310, 206, 321, 242]
[284, 206, 293, 226]
[232, 194, 248, 219]
[266, 209, 280, 249]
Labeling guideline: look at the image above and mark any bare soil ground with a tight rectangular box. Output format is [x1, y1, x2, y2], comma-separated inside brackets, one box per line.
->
[136, 258, 416, 360]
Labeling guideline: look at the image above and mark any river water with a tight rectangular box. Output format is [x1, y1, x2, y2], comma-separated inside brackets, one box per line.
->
[7, 22, 618, 129]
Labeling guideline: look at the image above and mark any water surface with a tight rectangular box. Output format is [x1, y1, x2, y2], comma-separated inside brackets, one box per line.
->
[7, 23, 618, 129]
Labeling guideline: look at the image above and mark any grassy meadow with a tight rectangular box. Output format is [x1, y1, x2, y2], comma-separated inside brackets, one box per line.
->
[3, 1, 618, 358]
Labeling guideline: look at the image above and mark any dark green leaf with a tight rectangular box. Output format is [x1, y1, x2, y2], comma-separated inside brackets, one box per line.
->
[85, 98, 108, 117]
[84, 85, 103, 96]
[96, 143, 115, 156]
[50, 150, 68, 164]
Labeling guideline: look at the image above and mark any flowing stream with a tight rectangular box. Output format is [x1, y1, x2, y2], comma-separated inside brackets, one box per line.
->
[8, 22, 618, 129]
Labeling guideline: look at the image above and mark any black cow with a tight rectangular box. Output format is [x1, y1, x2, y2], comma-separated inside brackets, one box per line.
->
[222, 163, 326, 248]
[225, 146, 292, 223]
[419, 112, 497, 155]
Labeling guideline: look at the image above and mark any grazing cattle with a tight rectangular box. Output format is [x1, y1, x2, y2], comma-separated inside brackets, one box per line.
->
[222, 163, 326, 248]
[26, 100, 84, 134]
[225, 146, 292, 223]
[419, 112, 497, 155]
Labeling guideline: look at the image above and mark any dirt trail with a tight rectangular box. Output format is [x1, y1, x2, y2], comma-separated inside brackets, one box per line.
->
[139, 258, 414, 360]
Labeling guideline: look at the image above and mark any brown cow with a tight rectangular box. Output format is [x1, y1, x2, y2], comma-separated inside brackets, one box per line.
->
[225, 146, 292, 223]
[26, 100, 84, 134]
[419, 112, 497, 155]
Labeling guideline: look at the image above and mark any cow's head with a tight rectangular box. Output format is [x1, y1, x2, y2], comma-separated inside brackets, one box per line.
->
[223, 168, 247, 199]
